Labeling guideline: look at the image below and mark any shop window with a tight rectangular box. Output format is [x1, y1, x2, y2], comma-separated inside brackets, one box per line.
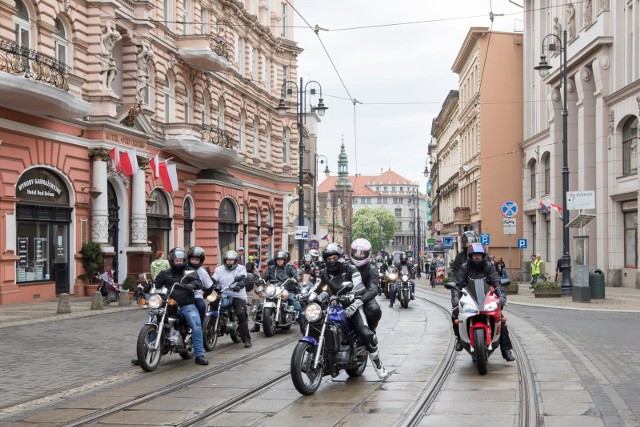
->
[624, 211, 637, 268]
[15, 168, 71, 293]
[218, 198, 238, 254]
[147, 189, 171, 256]
[622, 117, 638, 175]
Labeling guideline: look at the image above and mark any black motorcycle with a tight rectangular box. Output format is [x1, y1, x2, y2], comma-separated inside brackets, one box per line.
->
[202, 287, 242, 351]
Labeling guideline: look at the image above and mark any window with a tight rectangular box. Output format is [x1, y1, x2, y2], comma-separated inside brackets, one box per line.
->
[219, 198, 238, 254]
[265, 126, 271, 161]
[624, 211, 638, 268]
[236, 37, 244, 74]
[252, 123, 259, 157]
[264, 57, 270, 92]
[282, 128, 290, 165]
[53, 18, 68, 67]
[183, 198, 193, 248]
[543, 154, 550, 195]
[529, 214, 537, 256]
[148, 189, 172, 256]
[163, 0, 172, 28]
[282, 65, 289, 86]
[14, 0, 31, 69]
[163, 76, 174, 122]
[395, 208, 402, 218]
[181, 83, 191, 122]
[217, 99, 224, 131]
[623, 117, 638, 175]
[353, 197, 358, 204]
[529, 159, 537, 199]
[239, 113, 246, 152]
[252, 47, 259, 81]
[280, 2, 287, 37]
[200, 7, 208, 34]
[182, 0, 190, 35]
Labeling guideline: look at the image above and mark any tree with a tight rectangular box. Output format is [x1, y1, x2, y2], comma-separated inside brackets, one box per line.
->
[351, 208, 397, 253]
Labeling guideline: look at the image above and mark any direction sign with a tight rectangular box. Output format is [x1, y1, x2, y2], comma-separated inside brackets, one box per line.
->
[427, 238, 435, 244]
[433, 221, 444, 232]
[308, 239, 319, 250]
[480, 233, 490, 245]
[443, 237, 454, 248]
[501, 201, 518, 218]
[517, 238, 527, 249]
[503, 218, 517, 235]
[294, 225, 309, 240]
[567, 190, 595, 210]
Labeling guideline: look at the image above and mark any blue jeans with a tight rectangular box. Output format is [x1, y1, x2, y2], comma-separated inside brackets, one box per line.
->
[288, 293, 302, 317]
[179, 304, 204, 357]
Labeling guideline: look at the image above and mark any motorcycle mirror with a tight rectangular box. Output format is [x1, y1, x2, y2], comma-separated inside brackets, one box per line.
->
[444, 282, 456, 290]
[500, 279, 511, 287]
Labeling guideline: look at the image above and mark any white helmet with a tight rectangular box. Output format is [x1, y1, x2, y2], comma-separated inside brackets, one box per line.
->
[350, 238, 372, 268]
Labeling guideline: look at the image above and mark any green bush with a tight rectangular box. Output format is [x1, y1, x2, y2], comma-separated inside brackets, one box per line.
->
[122, 275, 137, 291]
[80, 241, 103, 282]
[532, 280, 560, 289]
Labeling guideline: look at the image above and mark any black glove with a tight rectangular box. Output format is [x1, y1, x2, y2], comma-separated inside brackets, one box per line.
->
[233, 275, 245, 283]
[179, 282, 194, 291]
[231, 283, 244, 292]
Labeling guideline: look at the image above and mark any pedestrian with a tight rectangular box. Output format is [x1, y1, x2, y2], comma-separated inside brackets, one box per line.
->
[536, 254, 545, 281]
[150, 250, 170, 280]
[497, 257, 507, 279]
[555, 257, 562, 282]
[237, 247, 245, 265]
[530, 254, 538, 284]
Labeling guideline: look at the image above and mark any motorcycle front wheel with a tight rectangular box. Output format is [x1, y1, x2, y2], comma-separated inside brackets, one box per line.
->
[136, 324, 163, 372]
[474, 328, 489, 375]
[263, 307, 276, 337]
[291, 341, 323, 395]
[203, 316, 219, 351]
[401, 293, 409, 309]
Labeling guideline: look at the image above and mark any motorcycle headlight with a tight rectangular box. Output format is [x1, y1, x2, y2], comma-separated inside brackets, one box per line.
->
[402, 274, 409, 282]
[388, 273, 397, 281]
[280, 289, 290, 300]
[206, 292, 218, 303]
[304, 303, 323, 322]
[148, 294, 163, 309]
[256, 285, 264, 294]
[483, 301, 499, 312]
[265, 284, 277, 298]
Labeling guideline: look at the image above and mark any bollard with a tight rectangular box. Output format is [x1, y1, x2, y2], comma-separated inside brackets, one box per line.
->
[91, 291, 104, 310]
[118, 291, 131, 306]
[57, 293, 71, 314]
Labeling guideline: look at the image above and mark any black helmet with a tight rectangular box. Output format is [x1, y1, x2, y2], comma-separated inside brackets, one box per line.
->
[223, 250, 239, 270]
[322, 243, 345, 274]
[168, 247, 188, 274]
[274, 250, 288, 262]
[399, 252, 408, 264]
[467, 243, 487, 269]
[187, 246, 205, 269]
[461, 231, 478, 249]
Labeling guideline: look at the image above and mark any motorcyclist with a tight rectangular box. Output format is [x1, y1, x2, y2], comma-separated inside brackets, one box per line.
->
[308, 249, 325, 271]
[155, 247, 209, 365]
[212, 250, 252, 348]
[299, 253, 319, 282]
[349, 238, 383, 332]
[254, 250, 302, 333]
[312, 243, 387, 379]
[186, 246, 214, 324]
[451, 243, 515, 361]
[452, 230, 478, 276]
[389, 252, 415, 307]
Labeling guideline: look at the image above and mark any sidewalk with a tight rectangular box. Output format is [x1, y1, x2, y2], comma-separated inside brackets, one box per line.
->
[415, 277, 640, 312]
[0, 295, 141, 329]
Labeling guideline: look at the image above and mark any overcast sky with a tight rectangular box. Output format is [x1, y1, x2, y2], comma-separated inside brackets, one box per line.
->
[292, 0, 524, 188]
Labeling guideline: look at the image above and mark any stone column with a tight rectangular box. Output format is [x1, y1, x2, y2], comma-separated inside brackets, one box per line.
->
[89, 148, 110, 244]
[127, 156, 152, 279]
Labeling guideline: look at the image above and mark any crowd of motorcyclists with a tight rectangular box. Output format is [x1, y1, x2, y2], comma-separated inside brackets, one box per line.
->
[132, 229, 515, 373]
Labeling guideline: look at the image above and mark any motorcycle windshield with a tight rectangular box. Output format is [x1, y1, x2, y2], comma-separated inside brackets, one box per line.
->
[466, 278, 489, 307]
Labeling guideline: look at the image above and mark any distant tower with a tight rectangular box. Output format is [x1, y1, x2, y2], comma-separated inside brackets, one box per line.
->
[335, 140, 351, 191]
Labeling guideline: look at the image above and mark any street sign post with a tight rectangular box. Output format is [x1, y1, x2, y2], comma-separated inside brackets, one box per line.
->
[480, 233, 490, 245]
[501, 201, 518, 218]
[517, 239, 527, 249]
[443, 237, 454, 248]
[433, 221, 444, 232]
[502, 218, 516, 235]
[308, 239, 319, 250]
[294, 226, 309, 240]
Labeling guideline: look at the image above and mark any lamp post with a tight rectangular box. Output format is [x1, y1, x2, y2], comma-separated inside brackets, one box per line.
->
[424, 155, 440, 235]
[313, 154, 330, 235]
[277, 78, 327, 262]
[534, 29, 572, 295]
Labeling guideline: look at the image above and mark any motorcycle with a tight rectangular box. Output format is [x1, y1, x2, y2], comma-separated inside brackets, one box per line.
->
[290, 282, 369, 395]
[252, 278, 298, 337]
[395, 273, 413, 309]
[383, 267, 398, 299]
[135, 275, 197, 372]
[445, 278, 510, 375]
[202, 287, 242, 351]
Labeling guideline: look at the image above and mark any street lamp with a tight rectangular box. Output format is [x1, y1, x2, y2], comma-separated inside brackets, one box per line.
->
[313, 154, 330, 235]
[277, 78, 327, 262]
[534, 29, 572, 295]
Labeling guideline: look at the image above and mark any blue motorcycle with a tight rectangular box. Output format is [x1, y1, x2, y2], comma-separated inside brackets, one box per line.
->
[290, 282, 368, 395]
[203, 288, 241, 351]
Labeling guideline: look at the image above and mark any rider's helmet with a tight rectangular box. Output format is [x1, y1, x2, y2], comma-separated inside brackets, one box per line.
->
[274, 250, 288, 264]
[350, 238, 372, 268]
[223, 250, 239, 271]
[303, 254, 313, 267]
[187, 246, 205, 269]
[467, 243, 487, 269]
[399, 252, 408, 265]
[168, 247, 188, 274]
[308, 249, 320, 263]
[461, 230, 478, 250]
[322, 243, 345, 275]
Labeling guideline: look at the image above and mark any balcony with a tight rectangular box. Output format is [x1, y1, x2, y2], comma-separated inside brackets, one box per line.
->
[0, 40, 93, 119]
[176, 34, 231, 73]
[163, 123, 240, 170]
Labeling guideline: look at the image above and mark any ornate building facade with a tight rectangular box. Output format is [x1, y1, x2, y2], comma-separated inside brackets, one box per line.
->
[0, 0, 305, 304]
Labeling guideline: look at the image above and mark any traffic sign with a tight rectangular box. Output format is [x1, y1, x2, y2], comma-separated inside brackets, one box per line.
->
[443, 237, 454, 248]
[480, 233, 490, 245]
[427, 238, 435, 244]
[294, 226, 309, 240]
[434, 221, 444, 232]
[517, 238, 527, 249]
[501, 201, 518, 218]
[308, 239, 319, 250]
[503, 218, 516, 235]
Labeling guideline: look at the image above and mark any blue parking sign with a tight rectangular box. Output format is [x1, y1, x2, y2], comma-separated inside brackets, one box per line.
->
[517, 238, 527, 249]
[443, 237, 454, 248]
[480, 233, 490, 245]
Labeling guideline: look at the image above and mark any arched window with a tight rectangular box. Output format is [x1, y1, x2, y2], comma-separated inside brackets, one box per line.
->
[183, 198, 193, 248]
[14, 0, 32, 69]
[163, 75, 174, 122]
[218, 198, 238, 254]
[543, 153, 550, 195]
[147, 189, 172, 256]
[180, 82, 192, 122]
[623, 117, 638, 175]
[53, 17, 68, 67]
[283, 128, 290, 165]
[529, 159, 537, 199]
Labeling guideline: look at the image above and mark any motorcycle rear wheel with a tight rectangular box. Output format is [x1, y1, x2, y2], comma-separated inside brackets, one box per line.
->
[263, 307, 276, 337]
[136, 324, 162, 372]
[345, 353, 367, 377]
[291, 341, 323, 395]
[203, 316, 219, 351]
[474, 328, 489, 375]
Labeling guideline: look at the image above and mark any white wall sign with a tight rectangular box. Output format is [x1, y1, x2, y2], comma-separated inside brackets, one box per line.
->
[567, 190, 595, 210]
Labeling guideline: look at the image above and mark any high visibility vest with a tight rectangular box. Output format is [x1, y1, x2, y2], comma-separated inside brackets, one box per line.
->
[531, 259, 540, 275]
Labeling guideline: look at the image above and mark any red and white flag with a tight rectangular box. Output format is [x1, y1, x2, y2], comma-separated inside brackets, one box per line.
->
[149, 154, 160, 179]
[159, 161, 179, 192]
[110, 145, 120, 169]
[119, 148, 138, 176]
[548, 202, 564, 219]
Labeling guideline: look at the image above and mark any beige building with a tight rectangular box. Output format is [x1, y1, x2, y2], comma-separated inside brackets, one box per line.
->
[429, 28, 523, 274]
[524, 1, 639, 288]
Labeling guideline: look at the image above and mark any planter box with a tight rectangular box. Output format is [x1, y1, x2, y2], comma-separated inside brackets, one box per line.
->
[505, 283, 519, 295]
[533, 287, 562, 298]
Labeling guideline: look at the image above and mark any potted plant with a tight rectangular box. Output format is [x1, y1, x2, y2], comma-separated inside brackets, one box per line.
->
[80, 241, 104, 295]
[122, 275, 137, 296]
[531, 280, 561, 298]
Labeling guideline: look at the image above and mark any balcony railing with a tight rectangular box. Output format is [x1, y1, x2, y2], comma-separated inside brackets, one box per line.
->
[0, 40, 71, 91]
[201, 124, 238, 149]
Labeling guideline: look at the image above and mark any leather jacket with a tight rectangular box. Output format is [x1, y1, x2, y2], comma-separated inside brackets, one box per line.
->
[262, 264, 299, 291]
[451, 260, 505, 308]
[351, 263, 380, 305]
[154, 268, 202, 307]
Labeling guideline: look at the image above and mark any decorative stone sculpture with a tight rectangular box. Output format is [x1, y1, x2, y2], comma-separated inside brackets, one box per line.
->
[567, 2, 576, 41]
[135, 41, 154, 102]
[100, 22, 122, 90]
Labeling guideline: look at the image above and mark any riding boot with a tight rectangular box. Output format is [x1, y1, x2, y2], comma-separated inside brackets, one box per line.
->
[368, 350, 388, 379]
